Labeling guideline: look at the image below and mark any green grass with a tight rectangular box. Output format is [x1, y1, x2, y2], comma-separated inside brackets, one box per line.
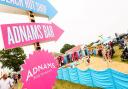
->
[17, 80, 101, 89]
[53, 80, 102, 89]
[112, 46, 128, 64]
[112, 46, 122, 62]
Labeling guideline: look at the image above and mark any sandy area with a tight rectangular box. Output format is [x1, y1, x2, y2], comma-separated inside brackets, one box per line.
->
[76, 56, 128, 74]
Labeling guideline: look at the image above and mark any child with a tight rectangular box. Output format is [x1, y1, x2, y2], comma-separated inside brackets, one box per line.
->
[86, 55, 90, 65]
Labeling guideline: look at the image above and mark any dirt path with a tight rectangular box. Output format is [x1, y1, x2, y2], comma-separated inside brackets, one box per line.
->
[76, 56, 128, 74]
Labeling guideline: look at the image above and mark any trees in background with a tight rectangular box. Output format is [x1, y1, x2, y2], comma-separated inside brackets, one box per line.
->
[60, 44, 75, 54]
[0, 47, 26, 72]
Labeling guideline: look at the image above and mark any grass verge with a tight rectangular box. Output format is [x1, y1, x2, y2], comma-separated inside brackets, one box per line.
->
[53, 80, 102, 89]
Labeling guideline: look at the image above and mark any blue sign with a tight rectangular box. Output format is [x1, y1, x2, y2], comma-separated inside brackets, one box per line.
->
[0, 0, 57, 19]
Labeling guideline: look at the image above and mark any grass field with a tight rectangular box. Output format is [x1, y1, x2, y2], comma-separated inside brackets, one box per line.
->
[112, 46, 128, 64]
[53, 80, 102, 89]
[17, 80, 102, 89]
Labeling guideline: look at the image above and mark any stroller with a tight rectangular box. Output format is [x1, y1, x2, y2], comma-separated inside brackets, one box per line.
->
[121, 47, 128, 61]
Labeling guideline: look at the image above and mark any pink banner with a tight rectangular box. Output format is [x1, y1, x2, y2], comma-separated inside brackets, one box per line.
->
[1, 23, 64, 49]
[21, 50, 58, 89]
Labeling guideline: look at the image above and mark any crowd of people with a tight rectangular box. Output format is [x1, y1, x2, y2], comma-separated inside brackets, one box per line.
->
[0, 73, 22, 89]
[56, 34, 128, 68]
[96, 41, 115, 62]
[118, 36, 128, 61]
[56, 41, 115, 68]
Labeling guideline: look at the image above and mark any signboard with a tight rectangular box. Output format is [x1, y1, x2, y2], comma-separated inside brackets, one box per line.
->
[21, 50, 58, 89]
[1, 23, 64, 49]
[0, 0, 57, 19]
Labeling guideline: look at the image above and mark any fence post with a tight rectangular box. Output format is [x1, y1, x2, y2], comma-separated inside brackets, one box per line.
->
[89, 69, 95, 87]
[67, 68, 71, 81]
[76, 68, 80, 83]
[109, 69, 117, 89]
[61, 68, 64, 80]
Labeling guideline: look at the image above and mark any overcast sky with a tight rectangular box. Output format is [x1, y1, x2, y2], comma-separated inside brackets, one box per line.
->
[0, 0, 128, 55]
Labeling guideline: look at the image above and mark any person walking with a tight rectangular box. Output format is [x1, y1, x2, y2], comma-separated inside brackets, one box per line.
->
[17, 74, 23, 89]
[106, 46, 112, 62]
[13, 74, 19, 89]
[0, 73, 14, 89]
[86, 55, 91, 65]
[102, 46, 107, 61]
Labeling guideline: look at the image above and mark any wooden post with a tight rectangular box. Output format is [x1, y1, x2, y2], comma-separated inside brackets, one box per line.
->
[28, 11, 41, 50]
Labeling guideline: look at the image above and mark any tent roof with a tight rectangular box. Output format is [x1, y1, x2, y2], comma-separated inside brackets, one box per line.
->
[65, 45, 82, 54]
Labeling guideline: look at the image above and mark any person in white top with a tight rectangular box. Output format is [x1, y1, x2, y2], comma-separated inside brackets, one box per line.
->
[0, 73, 14, 89]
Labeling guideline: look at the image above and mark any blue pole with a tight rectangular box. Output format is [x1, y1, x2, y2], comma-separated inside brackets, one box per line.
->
[89, 69, 95, 87]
